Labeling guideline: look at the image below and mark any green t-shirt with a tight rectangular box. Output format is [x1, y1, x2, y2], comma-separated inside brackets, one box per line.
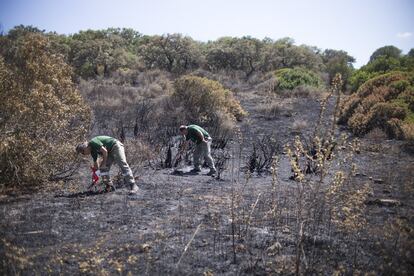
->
[186, 125, 210, 144]
[88, 136, 117, 161]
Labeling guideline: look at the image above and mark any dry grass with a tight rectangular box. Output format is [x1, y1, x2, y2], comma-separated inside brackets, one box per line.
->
[257, 101, 289, 120]
[290, 119, 308, 134]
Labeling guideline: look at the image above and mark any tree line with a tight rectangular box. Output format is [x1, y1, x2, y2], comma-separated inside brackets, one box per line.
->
[3, 25, 412, 91]
[0, 25, 353, 84]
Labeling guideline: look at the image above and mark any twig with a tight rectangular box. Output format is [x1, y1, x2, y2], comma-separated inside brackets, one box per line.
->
[245, 192, 262, 234]
[176, 222, 203, 267]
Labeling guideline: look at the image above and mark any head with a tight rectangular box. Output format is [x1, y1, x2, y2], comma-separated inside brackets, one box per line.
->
[75, 142, 90, 155]
[179, 125, 188, 135]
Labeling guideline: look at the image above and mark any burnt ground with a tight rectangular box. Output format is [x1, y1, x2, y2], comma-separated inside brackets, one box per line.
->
[1, 91, 413, 275]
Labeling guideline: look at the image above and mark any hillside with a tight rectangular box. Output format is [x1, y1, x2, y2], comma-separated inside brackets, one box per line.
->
[1, 90, 413, 275]
[0, 27, 413, 275]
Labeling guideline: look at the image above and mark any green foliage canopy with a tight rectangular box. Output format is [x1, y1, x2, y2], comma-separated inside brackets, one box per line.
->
[274, 67, 323, 90]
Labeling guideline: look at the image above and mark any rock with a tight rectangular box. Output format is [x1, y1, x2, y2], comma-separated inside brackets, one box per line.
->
[373, 179, 384, 184]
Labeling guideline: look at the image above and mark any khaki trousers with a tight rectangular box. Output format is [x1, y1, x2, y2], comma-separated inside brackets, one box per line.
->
[106, 141, 135, 185]
[193, 138, 216, 170]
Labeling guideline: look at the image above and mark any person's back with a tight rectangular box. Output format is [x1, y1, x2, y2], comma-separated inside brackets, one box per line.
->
[186, 125, 210, 144]
[88, 136, 117, 162]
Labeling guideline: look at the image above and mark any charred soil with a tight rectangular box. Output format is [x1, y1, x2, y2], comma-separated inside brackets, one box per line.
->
[1, 91, 413, 275]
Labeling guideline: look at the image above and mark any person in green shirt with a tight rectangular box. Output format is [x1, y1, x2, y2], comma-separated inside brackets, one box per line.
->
[179, 125, 216, 175]
[76, 136, 139, 194]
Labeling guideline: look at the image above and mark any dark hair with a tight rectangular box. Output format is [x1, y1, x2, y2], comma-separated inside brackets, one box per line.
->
[75, 142, 88, 153]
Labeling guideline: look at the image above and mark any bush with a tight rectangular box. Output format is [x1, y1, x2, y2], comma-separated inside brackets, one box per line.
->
[171, 75, 246, 124]
[274, 67, 323, 91]
[339, 71, 414, 140]
[279, 85, 324, 98]
[0, 33, 91, 190]
[349, 70, 380, 92]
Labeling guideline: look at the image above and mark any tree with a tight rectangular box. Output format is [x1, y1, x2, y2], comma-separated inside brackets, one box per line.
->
[138, 33, 202, 74]
[260, 38, 324, 72]
[322, 49, 355, 89]
[230, 36, 265, 77]
[6, 25, 44, 40]
[349, 46, 411, 92]
[369, 45, 402, 62]
[68, 28, 142, 78]
[205, 37, 239, 71]
[364, 56, 401, 73]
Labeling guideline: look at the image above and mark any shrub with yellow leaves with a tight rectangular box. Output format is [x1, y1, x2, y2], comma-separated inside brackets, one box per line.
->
[172, 75, 246, 124]
[0, 33, 91, 190]
[160, 75, 247, 142]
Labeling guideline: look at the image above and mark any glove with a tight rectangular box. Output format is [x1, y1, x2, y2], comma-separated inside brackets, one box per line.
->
[90, 167, 99, 183]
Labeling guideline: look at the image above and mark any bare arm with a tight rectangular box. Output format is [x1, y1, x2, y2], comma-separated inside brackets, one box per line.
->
[196, 130, 207, 144]
[93, 161, 99, 170]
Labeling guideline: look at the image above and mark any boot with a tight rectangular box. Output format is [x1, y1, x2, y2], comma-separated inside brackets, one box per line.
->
[207, 168, 217, 176]
[190, 166, 201, 173]
[129, 183, 139, 194]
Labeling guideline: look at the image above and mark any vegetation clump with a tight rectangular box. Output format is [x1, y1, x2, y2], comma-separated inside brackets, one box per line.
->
[274, 67, 323, 91]
[339, 71, 414, 140]
[0, 33, 91, 189]
[171, 75, 246, 125]
[349, 45, 414, 92]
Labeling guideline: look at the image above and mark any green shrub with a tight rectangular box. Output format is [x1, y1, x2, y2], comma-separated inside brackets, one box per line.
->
[364, 56, 401, 73]
[0, 33, 91, 190]
[349, 70, 380, 92]
[339, 71, 414, 140]
[274, 67, 322, 91]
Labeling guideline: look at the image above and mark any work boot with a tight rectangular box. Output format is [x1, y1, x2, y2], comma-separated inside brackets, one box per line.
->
[206, 168, 217, 176]
[129, 183, 139, 194]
